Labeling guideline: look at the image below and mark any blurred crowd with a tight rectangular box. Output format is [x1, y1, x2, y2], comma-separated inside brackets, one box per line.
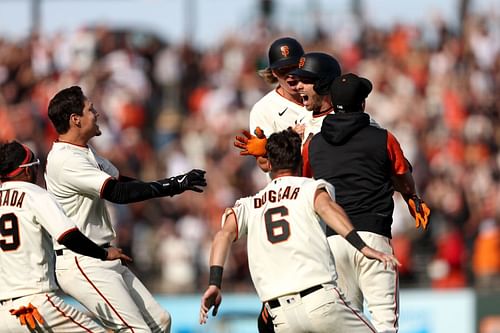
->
[0, 8, 498, 294]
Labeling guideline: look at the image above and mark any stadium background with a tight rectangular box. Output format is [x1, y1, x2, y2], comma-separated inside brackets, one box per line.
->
[0, 0, 498, 332]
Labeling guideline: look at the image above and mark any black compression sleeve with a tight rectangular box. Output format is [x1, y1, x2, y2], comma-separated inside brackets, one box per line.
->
[102, 178, 175, 204]
[58, 230, 108, 260]
[345, 230, 367, 251]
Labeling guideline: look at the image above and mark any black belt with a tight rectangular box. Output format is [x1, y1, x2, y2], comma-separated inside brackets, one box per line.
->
[0, 296, 22, 305]
[55, 243, 111, 256]
[267, 284, 323, 309]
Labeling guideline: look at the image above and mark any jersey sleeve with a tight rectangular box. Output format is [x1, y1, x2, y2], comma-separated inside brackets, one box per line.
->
[387, 131, 410, 175]
[313, 179, 336, 201]
[221, 198, 250, 240]
[59, 152, 114, 197]
[30, 190, 77, 240]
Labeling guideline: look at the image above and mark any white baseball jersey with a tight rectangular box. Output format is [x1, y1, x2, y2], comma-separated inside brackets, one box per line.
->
[249, 89, 309, 137]
[0, 181, 76, 300]
[45, 141, 118, 248]
[224, 176, 337, 301]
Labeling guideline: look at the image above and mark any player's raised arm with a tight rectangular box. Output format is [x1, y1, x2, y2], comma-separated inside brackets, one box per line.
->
[199, 209, 238, 325]
[314, 189, 400, 269]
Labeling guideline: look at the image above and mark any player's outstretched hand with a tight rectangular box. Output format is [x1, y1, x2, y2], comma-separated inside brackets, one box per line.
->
[176, 169, 207, 193]
[199, 285, 222, 325]
[234, 127, 267, 157]
[106, 247, 133, 263]
[10, 303, 44, 329]
[361, 246, 401, 270]
[404, 194, 430, 230]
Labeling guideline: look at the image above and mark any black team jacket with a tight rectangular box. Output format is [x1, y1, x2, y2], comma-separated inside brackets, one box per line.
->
[307, 112, 407, 238]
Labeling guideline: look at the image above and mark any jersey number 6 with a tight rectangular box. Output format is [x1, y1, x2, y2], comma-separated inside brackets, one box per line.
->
[0, 213, 20, 251]
[264, 206, 290, 244]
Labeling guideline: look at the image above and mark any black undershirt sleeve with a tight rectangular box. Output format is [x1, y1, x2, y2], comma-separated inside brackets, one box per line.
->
[101, 178, 177, 204]
[58, 230, 108, 260]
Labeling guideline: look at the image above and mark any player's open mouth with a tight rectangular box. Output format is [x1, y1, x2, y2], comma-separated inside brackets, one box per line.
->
[300, 93, 309, 104]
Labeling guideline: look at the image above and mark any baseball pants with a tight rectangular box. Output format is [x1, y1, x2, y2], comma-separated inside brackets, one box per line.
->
[0, 292, 106, 332]
[265, 283, 376, 333]
[55, 250, 171, 333]
[329, 232, 399, 333]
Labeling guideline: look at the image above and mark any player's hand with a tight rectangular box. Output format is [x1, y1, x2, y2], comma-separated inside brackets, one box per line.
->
[171, 169, 207, 194]
[234, 127, 268, 157]
[292, 123, 305, 140]
[361, 247, 401, 270]
[10, 303, 44, 329]
[404, 194, 430, 230]
[106, 247, 133, 263]
[199, 285, 222, 325]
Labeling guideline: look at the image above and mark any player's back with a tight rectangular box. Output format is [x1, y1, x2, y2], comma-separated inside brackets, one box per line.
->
[0, 181, 72, 300]
[0, 182, 58, 299]
[235, 176, 337, 301]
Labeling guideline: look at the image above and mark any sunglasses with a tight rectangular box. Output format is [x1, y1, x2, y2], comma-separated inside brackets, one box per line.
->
[19, 158, 40, 168]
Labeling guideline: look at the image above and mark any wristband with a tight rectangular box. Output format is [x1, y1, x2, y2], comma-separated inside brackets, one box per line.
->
[101, 248, 108, 261]
[345, 230, 367, 251]
[209, 265, 223, 289]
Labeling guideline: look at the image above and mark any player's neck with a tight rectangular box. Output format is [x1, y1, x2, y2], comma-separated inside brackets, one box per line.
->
[276, 86, 302, 105]
[271, 169, 297, 179]
[58, 131, 89, 147]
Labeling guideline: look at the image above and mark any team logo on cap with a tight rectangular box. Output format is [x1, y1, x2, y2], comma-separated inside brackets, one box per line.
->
[280, 45, 290, 57]
[298, 57, 305, 68]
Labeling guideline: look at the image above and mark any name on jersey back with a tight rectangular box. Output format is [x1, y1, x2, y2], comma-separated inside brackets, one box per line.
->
[254, 186, 300, 208]
[0, 189, 26, 208]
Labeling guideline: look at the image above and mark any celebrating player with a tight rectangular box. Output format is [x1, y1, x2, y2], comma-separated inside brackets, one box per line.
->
[0, 140, 131, 332]
[45, 86, 207, 332]
[306, 73, 430, 332]
[200, 129, 400, 333]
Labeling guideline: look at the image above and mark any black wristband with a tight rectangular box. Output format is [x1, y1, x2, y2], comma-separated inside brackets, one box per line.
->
[209, 265, 223, 289]
[345, 230, 367, 251]
[101, 248, 108, 261]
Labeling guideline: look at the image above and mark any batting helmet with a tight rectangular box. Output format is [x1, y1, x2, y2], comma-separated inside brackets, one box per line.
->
[289, 52, 342, 95]
[268, 37, 304, 69]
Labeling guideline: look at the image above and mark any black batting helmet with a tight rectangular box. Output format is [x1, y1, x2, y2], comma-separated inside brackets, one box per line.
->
[289, 52, 342, 95]
[268, 37, 304, 69]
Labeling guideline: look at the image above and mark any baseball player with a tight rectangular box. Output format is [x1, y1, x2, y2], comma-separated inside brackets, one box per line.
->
[200, 129, 400, 333]
[250, 37, 308, 136]
[245, 37, 308, 176]
[0, 140, 131, 332]
[44, 86, 207, 333]
[306, 73, 430, 333]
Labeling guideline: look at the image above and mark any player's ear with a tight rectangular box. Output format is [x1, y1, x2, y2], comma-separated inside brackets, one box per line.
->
[70, 113, 81, 127]
[266, 160, 272, 171]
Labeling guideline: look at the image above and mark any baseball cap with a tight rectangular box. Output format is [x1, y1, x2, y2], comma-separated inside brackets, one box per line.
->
[289, 52, 341, 80]
[268, 37, 304, 69]
[330, 73, 373, 113]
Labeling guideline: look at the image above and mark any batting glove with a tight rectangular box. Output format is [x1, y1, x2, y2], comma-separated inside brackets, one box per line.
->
[234, 127, 268, 157]
[10, 303, 44, 329]
[155, 169, 207, 196]
[404, 194, 431, 230]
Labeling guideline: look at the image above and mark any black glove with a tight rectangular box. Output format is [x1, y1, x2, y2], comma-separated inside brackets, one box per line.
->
[154, 169, 207, 196]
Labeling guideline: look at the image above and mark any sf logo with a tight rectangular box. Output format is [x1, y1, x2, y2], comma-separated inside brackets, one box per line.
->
[298, 57, 305, 68]
[280, 45, 289, 57]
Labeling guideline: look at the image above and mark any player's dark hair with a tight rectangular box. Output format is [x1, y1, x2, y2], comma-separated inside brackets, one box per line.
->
[48, 86, 86, 134]
[266, 128, 302, 172]
[0, 141, 28, 178]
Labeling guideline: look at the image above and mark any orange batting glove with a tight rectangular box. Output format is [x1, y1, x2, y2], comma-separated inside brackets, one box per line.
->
[10, 303, 44, 329]
[234, 127, 268, 157]
[404, 194, 431, 230]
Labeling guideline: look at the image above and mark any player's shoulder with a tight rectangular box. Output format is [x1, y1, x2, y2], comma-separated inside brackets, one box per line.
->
[251, 89, 281, 110]
[2, 181, 49, 196]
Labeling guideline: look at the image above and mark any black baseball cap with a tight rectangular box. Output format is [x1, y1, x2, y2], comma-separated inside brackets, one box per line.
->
[330, 73, 373, 113]
[268, 37, 304, 69]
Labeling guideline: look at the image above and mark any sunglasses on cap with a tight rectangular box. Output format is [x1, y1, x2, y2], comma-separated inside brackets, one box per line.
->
[18, 158, 40, 168]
